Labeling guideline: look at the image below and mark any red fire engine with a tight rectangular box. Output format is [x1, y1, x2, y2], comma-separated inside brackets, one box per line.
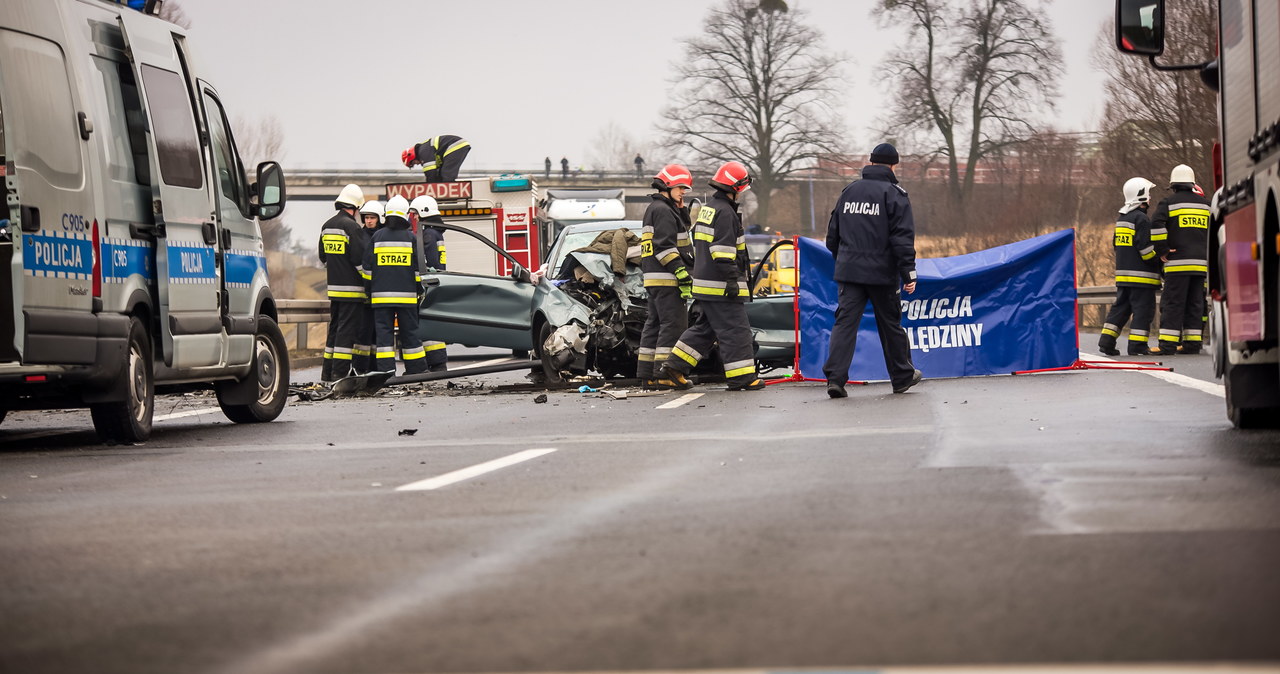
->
[1116, 0, 1280, 428]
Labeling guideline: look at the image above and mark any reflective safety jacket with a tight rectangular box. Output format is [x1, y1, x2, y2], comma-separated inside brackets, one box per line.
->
[1114, 207, 1162, 288]
[362, 219, 423, 306]
[412, 135, 470, 177]
[825, 164, 916, 286]
[689, 191, 749, 303]
[1151, 185, 1210, 276]
[318, 210, 367, 303]
[640, 193, 693, 287]
[421, 216, 447, 271]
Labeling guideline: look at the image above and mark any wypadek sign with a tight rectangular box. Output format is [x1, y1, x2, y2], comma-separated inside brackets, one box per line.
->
[796, 229, 1078, 381]
[385, 181, 473, 201]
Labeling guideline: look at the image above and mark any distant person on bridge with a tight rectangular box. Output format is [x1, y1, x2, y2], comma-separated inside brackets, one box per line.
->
[822, 143, 921, 399]
[1099, 177, 1161, 356]
[318, 184, 368, 382]
[637, 164, 695, 389]
[401, 134, 471, 182]
[545, 156, 552, 179]
[409, 196, 449, 372]
[561, 156, 569, 179]
[634, 154, 645, 178]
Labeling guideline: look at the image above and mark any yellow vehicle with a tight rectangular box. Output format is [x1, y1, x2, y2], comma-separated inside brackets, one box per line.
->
[745, 235, 796, 295]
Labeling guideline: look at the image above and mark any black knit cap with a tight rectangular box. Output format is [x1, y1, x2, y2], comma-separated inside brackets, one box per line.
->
[870, 143, 900, 165]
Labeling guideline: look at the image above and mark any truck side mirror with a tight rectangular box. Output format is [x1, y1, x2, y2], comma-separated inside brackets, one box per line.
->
[1116, 0, 1164, 56]
[255, 161, 286, 220]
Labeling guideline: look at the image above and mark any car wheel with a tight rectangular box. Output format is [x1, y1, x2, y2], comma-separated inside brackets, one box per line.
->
[536, 321, 564, 384]
[90, 316, 154, 443]
[218, 317, 290, 424]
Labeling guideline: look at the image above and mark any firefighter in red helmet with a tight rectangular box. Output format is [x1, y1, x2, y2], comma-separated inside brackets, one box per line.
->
[637, 164, 696, 388]
[659, 161, 764, 391]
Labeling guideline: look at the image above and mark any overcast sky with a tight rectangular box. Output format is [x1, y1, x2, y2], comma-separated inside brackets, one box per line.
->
[179, 0, 1114, 174]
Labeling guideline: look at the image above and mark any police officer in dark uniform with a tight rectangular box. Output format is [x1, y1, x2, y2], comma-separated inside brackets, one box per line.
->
[363, 196, 428, 375]
[1099, 177, 1162, 356]
[823, 143, 921, 398]
[661, 160, 764, 391]
[318, 184, 367, 382]
[401, 134, 472, 182]
[637, 163, 694, 388]
[1150, 164, 1211, 354]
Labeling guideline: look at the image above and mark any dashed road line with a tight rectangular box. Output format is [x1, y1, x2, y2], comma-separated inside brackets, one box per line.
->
[154, 407, 223, 422]
[656, 393, 703, 410]
[395, 448, 557, 492]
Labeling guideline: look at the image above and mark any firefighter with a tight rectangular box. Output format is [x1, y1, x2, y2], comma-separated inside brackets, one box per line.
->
[660, 161, 764, 391]
[637, 164, 695, 388]
[1099, 177, 1162, 356]
[363, 196, 428, 375]
[822, 143, 921, 398]
[318, 184, 367, 382]
[1150, 164, 1211, 355]
[401, 134, 471, 183]
[351, 200, 384, 374]
[408, 195, 449, 372]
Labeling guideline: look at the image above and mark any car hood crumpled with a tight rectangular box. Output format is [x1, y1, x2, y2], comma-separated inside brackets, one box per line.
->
[558, 250, 646, 311]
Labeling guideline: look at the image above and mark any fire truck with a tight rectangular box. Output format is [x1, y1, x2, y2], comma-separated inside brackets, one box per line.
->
[385, 175, 539, 276]
[1116, 0, 1280, 428]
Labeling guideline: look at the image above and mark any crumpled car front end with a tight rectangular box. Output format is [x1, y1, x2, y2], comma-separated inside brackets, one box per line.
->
[534, 249, 646, 380]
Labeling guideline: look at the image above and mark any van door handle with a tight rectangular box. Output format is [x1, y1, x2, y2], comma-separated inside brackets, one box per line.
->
[201, 221, 217, 245]
[220, 228, 231, 250]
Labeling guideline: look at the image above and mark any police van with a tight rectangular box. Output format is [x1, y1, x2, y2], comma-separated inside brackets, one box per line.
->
[0, 0, 290, 441]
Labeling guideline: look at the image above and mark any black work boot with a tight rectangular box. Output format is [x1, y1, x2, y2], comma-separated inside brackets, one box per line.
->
[892, 369, 922, 394]
[826, 380, 848, 398]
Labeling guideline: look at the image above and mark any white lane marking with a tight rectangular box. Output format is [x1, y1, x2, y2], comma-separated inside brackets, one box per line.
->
[1082, 351, 1225, 398]
[395, 448, 557, 492]
[470, 357, 516, 368]
[154, 407, 223, 422]
[656, 393, 703, 410]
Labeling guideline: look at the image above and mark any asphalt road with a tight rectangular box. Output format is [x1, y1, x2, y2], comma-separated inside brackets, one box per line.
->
[1, 343, 1278, 674]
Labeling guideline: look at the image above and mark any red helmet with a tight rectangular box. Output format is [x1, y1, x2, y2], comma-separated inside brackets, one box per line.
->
[709, 161, 752, 193]
[653, 163, 693, 191]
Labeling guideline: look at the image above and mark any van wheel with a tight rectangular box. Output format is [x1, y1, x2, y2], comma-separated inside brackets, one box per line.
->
[218, 317, 290, 424]
[91, 316, 154, 443]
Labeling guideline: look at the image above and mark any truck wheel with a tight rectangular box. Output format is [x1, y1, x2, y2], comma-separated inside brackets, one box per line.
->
[90, 316, 154, 443]
[535, 321, 564, 384]
[218, 317, 290, 424]
[1224, 361, 1280, 429]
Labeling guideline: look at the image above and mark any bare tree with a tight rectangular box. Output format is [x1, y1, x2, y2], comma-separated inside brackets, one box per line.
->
[658, 0, 846, 228]
[232, 115, 290, 253]
[585, 121, 652, 176]
[157, 1, 192, 29]
[874, 0, 1061, 206]
[1093, 0, 1217, 194]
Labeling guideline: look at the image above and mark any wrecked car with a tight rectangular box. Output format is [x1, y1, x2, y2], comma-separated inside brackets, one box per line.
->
[415, 221, 795, 382]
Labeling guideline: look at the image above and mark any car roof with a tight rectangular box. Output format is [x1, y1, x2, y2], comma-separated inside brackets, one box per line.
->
[560, 220, 641, 234]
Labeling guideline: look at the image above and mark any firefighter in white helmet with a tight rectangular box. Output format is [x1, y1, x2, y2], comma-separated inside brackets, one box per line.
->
[1099, 177, 1162, 356]
[351, 200, 385, 373]
[1150, 163, 1211, 354]
[660, 160, 765, 391]
[362, 196, 428, 375]
[318, 183, 367, 381]
[408, 195, 449, 371]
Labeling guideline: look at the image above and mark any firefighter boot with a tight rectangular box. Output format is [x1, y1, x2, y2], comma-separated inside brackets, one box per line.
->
[655, 364, 694, 390]
[727, 377, 766, 391]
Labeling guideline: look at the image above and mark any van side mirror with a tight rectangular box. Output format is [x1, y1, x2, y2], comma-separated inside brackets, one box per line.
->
[255, 161, 286, 220]
[1116, 0, 1164, 56]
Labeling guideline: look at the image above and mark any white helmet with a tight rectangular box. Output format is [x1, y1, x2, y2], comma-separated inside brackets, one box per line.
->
[1120, 177, 1156, 214]
[409, 195, 441, 219]
[384, 195, 410, 221]
[335, 183, 365, 209]
[1170, 164, 1196, 185]
[358, 200, 384, 224]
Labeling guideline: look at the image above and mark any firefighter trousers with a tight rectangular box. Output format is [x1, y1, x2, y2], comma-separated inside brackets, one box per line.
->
[323, 301, 364, 381]
[665, 301, 757, 386]
[823, 282, 915, 387]
[637, 286, 689, 380]
[1158, 274, 1206, 349]
[1100, 286, 1157, 354]
[373, 305, 428, 376]
[351, 304, 374, 375]
[424, 340, 448, 371]
[422, 146, 471, 183]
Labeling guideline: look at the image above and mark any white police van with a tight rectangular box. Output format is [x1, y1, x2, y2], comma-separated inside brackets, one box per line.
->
[0, 0, 289, 441]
